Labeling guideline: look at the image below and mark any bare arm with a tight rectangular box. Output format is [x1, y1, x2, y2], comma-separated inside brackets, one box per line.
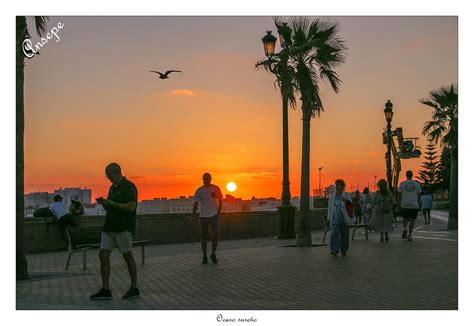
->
[103, 199, 136, 212]
[218, 198, 223, 214]
[192, 202, 199, 220]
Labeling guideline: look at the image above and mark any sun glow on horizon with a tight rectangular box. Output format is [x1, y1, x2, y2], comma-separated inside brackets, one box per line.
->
[226, 182, 237, 192]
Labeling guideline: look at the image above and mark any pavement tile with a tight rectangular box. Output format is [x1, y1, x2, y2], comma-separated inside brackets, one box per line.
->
[17, 211, 457, 310]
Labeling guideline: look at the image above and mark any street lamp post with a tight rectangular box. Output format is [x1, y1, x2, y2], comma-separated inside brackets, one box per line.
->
[318, 167, 323, 197]
[374, 175, 377, 192]
[384, 100, 394, 192]
[260, 28, 295, 239]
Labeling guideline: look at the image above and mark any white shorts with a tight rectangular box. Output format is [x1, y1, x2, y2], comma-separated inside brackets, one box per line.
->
[100, 231, 132, 254]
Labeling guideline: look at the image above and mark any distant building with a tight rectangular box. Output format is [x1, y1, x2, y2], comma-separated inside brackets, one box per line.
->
[246, 196, 279, 212]
[84, 203, 106, 216]
[137, 196, 195, 215]
[54, 187, 91, 204]
[24, 191, 53, 208]
[222, 194, 243, 212]
[169, 196, 194, 214]
[138, 198, 170, 214]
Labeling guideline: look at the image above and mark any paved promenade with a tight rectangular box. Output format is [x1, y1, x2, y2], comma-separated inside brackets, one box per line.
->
[16, 210, 457, 310]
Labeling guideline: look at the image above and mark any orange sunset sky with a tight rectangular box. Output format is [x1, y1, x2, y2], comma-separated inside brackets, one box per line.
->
[23, 16, 458, 201]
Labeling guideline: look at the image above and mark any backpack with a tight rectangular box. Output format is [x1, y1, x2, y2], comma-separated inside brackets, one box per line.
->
[33, 207, 54, 217]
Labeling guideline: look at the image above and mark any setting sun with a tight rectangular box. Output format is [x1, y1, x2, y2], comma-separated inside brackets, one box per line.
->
[226, 182, 237, 192]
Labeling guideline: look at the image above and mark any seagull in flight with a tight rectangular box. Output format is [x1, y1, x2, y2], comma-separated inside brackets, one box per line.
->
[150, 70, 182, 79]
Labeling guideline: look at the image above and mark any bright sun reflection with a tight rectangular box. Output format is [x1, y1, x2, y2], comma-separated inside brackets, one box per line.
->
[226, 182, 237, 192]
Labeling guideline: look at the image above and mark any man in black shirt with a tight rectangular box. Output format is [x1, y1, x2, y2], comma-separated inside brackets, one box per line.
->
[90, 163, 140, 300]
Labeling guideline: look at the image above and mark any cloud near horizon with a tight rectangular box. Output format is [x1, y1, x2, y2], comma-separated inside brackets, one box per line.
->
[167, 89, 197, 97]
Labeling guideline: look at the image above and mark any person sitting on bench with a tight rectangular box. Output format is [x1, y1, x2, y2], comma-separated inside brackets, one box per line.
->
[49, 194, 75, 248]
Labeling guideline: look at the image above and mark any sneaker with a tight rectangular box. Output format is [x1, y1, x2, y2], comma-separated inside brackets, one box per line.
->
[202, 256, 208, 264]
[122, 287, 140, 299]
[89, 288, 112, 300]
[210, 254, 218, 264]
[330, 252, 338, 257]
[408, 233, 413, 241]
[402, 230, 408, 239]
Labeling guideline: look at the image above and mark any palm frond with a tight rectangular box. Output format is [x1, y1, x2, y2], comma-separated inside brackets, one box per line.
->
[319, 67, 342, 93]
[420, 84, 458, 148]
[33, 16, 49, 37]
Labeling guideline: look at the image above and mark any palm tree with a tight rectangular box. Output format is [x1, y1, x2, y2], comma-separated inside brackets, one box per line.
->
[16, 16, 49, 280]
[279, 17, 347, 246]
[420, 84, 458, 230]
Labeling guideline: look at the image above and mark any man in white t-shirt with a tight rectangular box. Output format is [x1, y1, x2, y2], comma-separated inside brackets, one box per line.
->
[397, 170, 421, 241]
[192, 173, 223, 264]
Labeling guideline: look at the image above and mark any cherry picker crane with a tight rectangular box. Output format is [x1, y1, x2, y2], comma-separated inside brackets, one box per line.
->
[383, 127, 422, 193]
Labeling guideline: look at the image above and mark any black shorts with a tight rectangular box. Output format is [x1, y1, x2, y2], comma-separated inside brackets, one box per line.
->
[402, 208, 419, 220]
[57, 213, 74, 231]
[199, 215, 219, 235]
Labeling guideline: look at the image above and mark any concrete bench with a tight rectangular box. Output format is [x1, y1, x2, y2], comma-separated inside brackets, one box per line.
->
[321, 214, 368, 243]
[64, 226, 151, 271]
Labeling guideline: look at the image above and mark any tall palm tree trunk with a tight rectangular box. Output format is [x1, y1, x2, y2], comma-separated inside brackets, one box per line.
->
[16, 16, 28, 280]
[447, 147, 458, 230]
[296, 108, 312, 246]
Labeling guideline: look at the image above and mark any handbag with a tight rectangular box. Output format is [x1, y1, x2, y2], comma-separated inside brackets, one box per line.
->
[345, 201, 354, 218]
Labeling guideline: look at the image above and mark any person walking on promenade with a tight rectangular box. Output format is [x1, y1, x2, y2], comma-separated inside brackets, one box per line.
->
[327, 179, 354, 257]
[421, 191, 433, 225]
[192, 172, 223, 264]
[398, 170, 421, 241]
[369, 179, 395, 242]
[90, 163, 140, 300]
[353, 190, 362, 224]
[360, 187, 373, 224]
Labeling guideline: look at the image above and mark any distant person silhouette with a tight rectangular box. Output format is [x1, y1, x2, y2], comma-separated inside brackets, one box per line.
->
[397, 170, 422, 241]
[360, 187, 373, 224]
[90, 163, 140, 300]
[192, 173, 223, 264]
[327, 179, 353, 257]
[421, 191, 433, 225]
[353, 190, 362, 224]
[369, 179, 395, 242]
